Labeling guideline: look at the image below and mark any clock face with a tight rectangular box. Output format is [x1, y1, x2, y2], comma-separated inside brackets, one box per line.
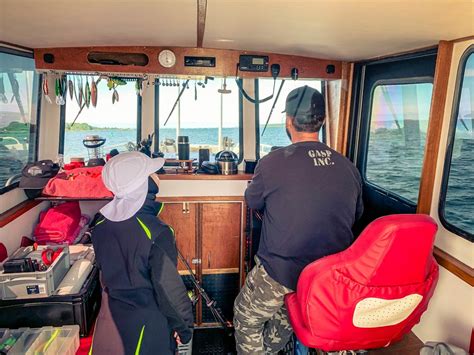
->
[158, 50, 176, 68]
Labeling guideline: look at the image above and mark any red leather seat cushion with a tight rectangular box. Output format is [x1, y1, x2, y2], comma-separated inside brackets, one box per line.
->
[285, 214, 439, 351]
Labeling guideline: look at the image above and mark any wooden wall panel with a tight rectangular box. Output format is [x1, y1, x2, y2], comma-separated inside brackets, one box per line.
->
[34, 46, 342, 79]
[201, 203, 241, 270]
[433, 247, 474, 286]
[417, 41, 453, 214]
[336, 62, 354, 155]
[159, 202, 197, 271]
[415, 40, 474, 286]
[323, 80, 339, 149]
[197, 0, 207, 48]
[0, 200, 41, 228]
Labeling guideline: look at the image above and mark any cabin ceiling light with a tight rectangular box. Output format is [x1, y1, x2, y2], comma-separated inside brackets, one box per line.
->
[215, 38, 234, 43]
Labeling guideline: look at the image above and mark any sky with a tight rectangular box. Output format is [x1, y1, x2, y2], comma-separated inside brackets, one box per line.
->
[370, 83, 433, 132]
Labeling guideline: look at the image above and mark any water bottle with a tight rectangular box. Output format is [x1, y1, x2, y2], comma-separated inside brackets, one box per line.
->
[178, 136, 190, 160]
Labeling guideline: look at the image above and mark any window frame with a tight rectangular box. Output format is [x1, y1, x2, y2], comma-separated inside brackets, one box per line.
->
[154, 77, 244, 164]
[0, 47, 42, 195]
[361, 77, 434, 207]
[255, 78, 326, 159]
[59, 76, 143, 155]
[438, 45, 474, 242]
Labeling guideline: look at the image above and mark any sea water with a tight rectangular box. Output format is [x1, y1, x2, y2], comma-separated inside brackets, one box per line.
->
[0, 126, 471, 235]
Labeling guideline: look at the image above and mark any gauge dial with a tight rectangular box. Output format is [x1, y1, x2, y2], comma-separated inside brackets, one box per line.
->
[158, 50, 176, 68]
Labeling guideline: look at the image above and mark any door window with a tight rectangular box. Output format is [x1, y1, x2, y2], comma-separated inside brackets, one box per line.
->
[365, 82, 433, 203]
[0, 49, 40, 192]
[440, 50, 474, 240]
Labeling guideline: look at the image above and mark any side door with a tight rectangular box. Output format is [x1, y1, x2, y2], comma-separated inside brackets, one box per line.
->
[349, 50, 437, 232]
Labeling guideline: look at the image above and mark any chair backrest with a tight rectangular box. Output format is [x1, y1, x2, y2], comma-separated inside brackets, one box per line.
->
[340, 214, 437, 286]
[286, 214, 439, 351]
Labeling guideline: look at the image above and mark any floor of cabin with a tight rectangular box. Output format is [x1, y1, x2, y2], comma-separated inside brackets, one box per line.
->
[77, 328, 424, 354]
[366, 332, 424, 355]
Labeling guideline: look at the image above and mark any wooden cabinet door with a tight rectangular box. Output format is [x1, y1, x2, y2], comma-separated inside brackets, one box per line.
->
[201, 202, 242, 271]
[159, 202, 197, 271]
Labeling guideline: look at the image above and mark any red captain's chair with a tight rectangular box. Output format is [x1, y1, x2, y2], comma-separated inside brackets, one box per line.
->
[285, 214, 439, 352]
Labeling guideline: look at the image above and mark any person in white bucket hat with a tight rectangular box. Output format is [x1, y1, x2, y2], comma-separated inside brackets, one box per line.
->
[89, 152, 193, 355]
[100, 151, 166, 221]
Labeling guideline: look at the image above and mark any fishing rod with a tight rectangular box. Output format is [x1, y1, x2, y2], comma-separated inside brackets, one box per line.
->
[177, 249, 233, 334]
[164, 79, 190, 126]
[7, 73, 27, 123]
[261, 80, 285, 136]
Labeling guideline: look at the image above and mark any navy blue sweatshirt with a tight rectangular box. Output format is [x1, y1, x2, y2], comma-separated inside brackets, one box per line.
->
[245, 141, 363, 290]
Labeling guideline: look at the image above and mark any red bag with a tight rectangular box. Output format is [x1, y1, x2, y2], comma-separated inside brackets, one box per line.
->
[34, 202, 82, 244]
[42, 166, 113, 198]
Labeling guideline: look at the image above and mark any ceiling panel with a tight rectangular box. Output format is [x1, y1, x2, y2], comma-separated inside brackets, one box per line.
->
[204, 0, 474, 61]
[1, 0, 472, 61]
[0, 0, 197, 48]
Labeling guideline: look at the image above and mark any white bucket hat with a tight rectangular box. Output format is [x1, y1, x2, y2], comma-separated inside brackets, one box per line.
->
[100, 152, 165, 222]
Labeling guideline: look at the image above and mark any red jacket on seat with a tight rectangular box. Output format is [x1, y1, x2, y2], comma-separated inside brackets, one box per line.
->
[285, 214, 439, 351]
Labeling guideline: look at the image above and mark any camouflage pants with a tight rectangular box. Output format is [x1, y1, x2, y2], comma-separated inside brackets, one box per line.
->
[233, 257, 293, 355]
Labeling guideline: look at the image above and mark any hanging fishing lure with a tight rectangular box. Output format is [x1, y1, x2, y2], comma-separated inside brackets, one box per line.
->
[68, 78, 74, 101]
[78, 76, 84, 107]
[62, 76, 68, 104]
[73, 76, 80, 107]
[91, 78, 97, 107]
[44, 76, 52, 104]
[112, 84, 119, 104]
[84, 77, 91, 108]
[55, 78, 61, 105]
[135, 80, 141, 96]
[107, 77, 127, 89]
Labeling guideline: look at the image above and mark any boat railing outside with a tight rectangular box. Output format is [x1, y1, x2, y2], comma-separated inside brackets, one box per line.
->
[1, 136, 27, 151]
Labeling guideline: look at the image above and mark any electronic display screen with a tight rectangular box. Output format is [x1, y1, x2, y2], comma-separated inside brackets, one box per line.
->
[252, 58, 265, 65]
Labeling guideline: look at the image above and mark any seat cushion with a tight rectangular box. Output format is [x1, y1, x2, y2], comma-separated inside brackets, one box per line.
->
[285, 214, 439, 351]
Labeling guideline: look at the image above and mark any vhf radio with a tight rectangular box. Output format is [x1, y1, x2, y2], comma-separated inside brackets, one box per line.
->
[239, 55, 269, 72]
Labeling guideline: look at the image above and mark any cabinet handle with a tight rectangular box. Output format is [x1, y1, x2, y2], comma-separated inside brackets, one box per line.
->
[182, 202, 191, 214]
[208, 252, 211, 269]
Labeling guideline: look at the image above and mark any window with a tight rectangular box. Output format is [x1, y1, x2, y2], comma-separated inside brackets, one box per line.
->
[63, 75, 140, 162]
[440, 50, 474, 240]
[158, 77, 242, 161]
[365, 82, 433, 203]
[0, 48, 40, 192]
[258, 79, 322, 157]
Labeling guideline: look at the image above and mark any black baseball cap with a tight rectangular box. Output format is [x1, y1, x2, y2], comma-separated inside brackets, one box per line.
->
[19, 160, 60, 189]
[282, 86, 325, 120]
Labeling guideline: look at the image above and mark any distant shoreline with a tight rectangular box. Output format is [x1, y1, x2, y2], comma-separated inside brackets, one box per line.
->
[65, 123, 135, 131]
[65, 123, 253, 131]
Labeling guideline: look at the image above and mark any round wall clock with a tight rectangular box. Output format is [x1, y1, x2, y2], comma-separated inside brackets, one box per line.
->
[158, 49, 176, 68]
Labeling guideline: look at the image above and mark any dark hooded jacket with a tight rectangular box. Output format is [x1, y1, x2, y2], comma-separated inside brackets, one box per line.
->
[90, 179, 193, 355]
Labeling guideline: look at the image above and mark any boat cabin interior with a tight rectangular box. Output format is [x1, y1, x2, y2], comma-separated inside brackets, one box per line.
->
[0, 1, 473, 354]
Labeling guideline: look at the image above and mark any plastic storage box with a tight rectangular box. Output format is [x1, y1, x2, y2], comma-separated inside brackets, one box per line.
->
[0, 325, 80, 355]
[0, 265, 100, 337]
[0, 246, 70, 300]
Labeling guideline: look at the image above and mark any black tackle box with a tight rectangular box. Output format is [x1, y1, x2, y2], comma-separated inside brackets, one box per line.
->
[0, 264, 101, 337]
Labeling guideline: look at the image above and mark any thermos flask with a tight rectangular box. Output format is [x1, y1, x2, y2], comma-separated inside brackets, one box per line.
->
[178, 136, 190, 160]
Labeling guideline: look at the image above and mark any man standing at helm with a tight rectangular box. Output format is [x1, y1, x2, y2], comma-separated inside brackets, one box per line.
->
[234, 86, 363, 354]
